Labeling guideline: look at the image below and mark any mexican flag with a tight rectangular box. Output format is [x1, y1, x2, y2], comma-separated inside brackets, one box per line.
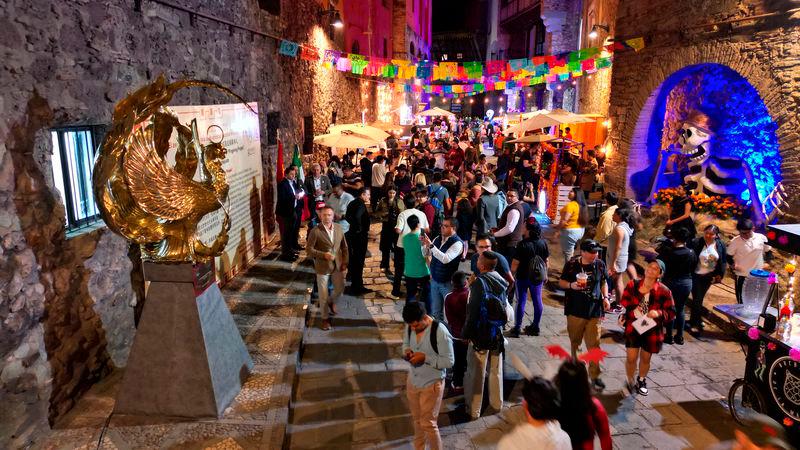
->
[292, 144, 304, 183]
[291, 144, 310, 221]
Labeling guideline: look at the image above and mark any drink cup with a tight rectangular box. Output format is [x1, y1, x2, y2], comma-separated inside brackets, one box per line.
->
[576, 273, 588, 290]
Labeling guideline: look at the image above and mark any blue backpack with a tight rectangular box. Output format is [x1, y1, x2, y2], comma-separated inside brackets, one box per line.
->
[428, 185, 446, 229]
[473, 277, 508, 351]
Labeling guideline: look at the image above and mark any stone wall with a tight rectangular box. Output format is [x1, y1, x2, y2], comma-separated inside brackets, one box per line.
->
[0, 0, 363, 446]
[541, 0, 582, 55]
[606, 0, 800, 220]
[577, 0, 618, 116]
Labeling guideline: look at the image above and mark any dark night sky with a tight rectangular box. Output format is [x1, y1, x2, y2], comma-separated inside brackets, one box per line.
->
[432, 0, 475, 32]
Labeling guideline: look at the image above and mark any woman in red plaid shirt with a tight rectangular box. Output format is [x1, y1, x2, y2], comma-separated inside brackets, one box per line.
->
[620, 259, 676, 396]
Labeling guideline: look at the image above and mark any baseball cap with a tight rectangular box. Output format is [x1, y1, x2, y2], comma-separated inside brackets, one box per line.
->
[580, 240, 602, 253]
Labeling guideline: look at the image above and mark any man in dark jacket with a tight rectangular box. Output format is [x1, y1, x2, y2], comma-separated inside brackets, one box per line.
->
[276, 165, 305, 261]
[359, 151, 373, 189]
[304, 162, 333, 229]
[462, 252, 509, 420]
[475, 179, 502, 235]
[345, 187, 372, 295]
[493, 189, 525, 261]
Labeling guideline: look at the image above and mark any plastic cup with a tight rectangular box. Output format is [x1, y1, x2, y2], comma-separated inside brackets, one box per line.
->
[576, 273, 588, 290]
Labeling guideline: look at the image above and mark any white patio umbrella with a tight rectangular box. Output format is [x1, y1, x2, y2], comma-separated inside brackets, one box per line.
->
[507, 134, 556, 144]
[313, 130, 382, 149]
[328, 123, 390, 141]
[417, 106, 456, 118]
[504, 113, 570, 135]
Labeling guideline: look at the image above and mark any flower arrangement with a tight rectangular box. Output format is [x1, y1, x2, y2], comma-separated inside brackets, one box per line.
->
[654, 187, 748, 220]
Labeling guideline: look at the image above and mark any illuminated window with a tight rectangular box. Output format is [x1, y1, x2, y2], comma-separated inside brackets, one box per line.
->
[50, 127, 102, 230]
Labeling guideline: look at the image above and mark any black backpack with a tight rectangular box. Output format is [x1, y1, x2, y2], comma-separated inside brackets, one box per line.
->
[406, 319, 446, 354]
[473, 277, 508, 351]
[527, 243, 548, 285]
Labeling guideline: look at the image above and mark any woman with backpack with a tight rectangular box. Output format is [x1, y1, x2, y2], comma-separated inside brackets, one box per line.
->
[620, 259, 676, 395]
[375, 185, 405, 272]
[509, 218, 550, 337]
[555, 187, 590, 261]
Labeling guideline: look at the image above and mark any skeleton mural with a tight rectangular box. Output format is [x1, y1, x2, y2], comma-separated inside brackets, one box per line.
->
[649, 111, 786, 226]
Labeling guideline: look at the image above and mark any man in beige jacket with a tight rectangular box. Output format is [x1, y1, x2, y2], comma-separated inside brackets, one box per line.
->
[306, 206, 348, 330]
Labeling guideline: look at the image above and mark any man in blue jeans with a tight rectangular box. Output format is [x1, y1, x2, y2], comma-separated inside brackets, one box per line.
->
[422, 217, 464, 322]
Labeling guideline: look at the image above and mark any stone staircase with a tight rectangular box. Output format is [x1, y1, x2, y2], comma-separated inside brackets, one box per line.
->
[284, 248, 468, 449]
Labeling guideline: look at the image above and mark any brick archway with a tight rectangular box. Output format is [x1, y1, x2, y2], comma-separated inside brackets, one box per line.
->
[607, 43, 799, 213]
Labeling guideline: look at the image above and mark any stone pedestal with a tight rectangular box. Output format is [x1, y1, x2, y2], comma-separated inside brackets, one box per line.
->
[114, 262, 253, 418]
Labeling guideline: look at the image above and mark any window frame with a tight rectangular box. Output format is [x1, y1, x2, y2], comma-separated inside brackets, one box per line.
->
[50, 125, 104, 232]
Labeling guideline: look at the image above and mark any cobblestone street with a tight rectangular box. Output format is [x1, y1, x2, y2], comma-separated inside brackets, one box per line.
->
[31, 221, 748, 449]
[34, 250, 313, 449]
[285, 222, 747, 449]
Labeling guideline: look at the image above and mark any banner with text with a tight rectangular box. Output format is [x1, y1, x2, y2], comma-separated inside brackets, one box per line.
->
[168, 102, 264, 284]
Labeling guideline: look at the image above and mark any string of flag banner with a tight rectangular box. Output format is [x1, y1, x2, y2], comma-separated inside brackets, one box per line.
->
[277, 36, 645, 97]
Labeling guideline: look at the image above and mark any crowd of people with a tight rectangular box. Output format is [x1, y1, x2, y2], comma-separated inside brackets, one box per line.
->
[276, 115, 777, 449]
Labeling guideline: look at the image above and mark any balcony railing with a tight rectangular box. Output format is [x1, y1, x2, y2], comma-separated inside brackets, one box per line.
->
[499, 0, 539, 23]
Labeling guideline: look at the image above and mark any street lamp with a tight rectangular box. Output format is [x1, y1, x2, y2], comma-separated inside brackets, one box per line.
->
[319, 7, 343, 28]
[589, 24, 609, 39]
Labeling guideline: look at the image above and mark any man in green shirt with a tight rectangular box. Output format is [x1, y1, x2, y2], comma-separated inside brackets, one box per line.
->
[403, 214, 431, 309]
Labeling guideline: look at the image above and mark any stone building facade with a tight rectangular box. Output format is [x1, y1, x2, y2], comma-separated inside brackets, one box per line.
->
[605, 0, 800, 220]
[577, 0, 618, 117]
[0, 0, 364, 446]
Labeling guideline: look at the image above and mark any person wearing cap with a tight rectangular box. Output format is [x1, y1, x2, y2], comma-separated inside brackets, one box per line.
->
[475, 178, 503, 235]
[558, 240, 609, 391]
[394, 164, 413, 198]
[619, 259, 675, 396]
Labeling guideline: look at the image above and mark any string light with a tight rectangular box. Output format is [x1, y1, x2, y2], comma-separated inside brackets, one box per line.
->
[484, 98, 489, 103]
[469, 98, 474, 104]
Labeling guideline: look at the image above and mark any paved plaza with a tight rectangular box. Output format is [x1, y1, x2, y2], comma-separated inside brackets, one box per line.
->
[35, 222, 747, 449]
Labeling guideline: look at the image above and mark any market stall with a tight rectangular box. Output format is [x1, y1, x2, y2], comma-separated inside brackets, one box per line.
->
[714, 224, 800, 446]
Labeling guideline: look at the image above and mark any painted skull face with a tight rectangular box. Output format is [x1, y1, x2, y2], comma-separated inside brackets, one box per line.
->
[676, 122, 711, 164]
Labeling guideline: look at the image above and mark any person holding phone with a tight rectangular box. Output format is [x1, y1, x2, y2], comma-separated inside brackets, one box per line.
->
[402, 301, 454, 450]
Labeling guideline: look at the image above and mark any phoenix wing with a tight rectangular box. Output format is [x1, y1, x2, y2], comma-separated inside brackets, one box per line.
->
[122, 122, 219, 222]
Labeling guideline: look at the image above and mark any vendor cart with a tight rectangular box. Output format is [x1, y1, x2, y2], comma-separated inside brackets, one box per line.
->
[714, 224, 800, 446]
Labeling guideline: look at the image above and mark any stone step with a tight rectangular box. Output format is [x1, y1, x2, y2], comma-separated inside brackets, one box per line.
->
[286, 414, 415, 449]
[291, 389, 465, 425]
[286, 397, 465, 449]
[293, 366, 408, 402]
[302, 325, 403, 345]
[291, 391, 409, 424]
[300, 341, 403, 365]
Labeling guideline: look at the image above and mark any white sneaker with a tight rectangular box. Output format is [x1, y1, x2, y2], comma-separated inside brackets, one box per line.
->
[636, 377, 649, 396]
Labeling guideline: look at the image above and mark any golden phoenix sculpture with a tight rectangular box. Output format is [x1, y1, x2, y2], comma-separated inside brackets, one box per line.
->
[93, 76, 253, 262]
